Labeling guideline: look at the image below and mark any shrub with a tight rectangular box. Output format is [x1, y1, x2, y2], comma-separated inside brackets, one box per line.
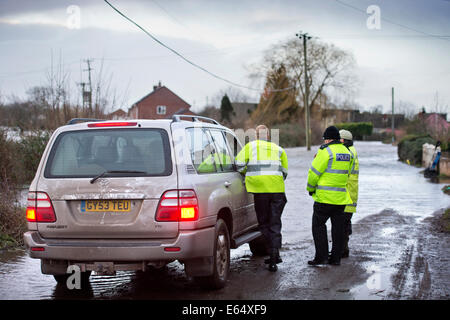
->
[272, 121, 323, 148]
[275, 123, 304, 147]
[0, 129, 20, 185]
[0, 182, 27, 249]
[0, 129, 28, 248]
[17, 131, 51, 184]
[397, 134, 435, 165]
[335, 122, 373, 140]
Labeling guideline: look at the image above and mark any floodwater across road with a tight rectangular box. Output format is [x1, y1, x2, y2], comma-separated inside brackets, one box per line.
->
[0, 141, 448, 299]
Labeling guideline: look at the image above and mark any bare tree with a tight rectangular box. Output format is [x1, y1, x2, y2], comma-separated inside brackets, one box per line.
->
[396, 100, 418, 120]
[431, 91, 449, 114]
[251, 38, 357, 112]
[45, 51, 71, 126]
[210, 86, 252, 107]
[91, 58, 130, 118]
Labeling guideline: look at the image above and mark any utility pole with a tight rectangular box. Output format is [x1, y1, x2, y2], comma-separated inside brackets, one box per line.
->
[296, 32, 312, 151]
[391, 87, 395, 143]
[77, 81, 88, 111]
[83, 59, 93, 114]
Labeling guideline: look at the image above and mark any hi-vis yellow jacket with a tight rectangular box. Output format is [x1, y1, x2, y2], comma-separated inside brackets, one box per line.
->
[344, 145, 359, 213]
[235, 140, 288, 193]
[307, 141, 354, 205]
[197, 152, 233, 173]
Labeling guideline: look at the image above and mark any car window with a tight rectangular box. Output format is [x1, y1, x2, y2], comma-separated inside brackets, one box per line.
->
[45, 128, 172, 177]
[186, 127, 218, 174]
[224, 130, 242, 157]
[209, 129, 234, 172]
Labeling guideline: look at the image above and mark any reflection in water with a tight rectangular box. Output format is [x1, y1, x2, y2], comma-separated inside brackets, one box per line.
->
[0, 142, 448, 300]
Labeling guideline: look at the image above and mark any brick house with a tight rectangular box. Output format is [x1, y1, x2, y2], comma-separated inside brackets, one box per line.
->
[128, 82, 195, 119]
[107, 108, 127, 120]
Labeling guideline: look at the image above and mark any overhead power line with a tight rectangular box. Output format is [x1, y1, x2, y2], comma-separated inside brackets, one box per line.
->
[103, 0, 295, 93]
[334, 0, 450, 43]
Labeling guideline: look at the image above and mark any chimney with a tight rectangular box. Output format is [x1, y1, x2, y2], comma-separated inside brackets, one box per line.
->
[153, 81, 162, 91]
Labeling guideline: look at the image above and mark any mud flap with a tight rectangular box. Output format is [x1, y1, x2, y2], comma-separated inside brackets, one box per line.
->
[184, 257, 214, 277]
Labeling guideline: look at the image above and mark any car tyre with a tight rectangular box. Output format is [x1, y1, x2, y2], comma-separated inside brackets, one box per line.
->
[194, 219, 230, 290]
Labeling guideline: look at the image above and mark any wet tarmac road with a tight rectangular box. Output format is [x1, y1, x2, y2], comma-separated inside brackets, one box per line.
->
[1, 141, 449, 300]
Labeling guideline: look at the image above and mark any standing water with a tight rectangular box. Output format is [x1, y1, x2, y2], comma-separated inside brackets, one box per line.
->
[0, 141, 448, 299]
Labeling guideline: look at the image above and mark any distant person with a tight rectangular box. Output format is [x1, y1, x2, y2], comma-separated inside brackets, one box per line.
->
[430, 141, 441, 174]
[235, 125, 288, 272]
[339, 129, 359, 259]
[424, 141, 441, 178]
[306, 126, 354, 266]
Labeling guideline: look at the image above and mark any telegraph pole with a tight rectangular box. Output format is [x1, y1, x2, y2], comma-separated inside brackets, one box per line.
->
[83, 59, 93, 114]
[296, 32, 312, 151]
[77, 81, 87, 111]
[391, 87, 395, 143]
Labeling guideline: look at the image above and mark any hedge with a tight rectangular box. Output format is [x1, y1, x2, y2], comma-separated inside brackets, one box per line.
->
[335, 122, 373, 140]
[397, 134, 435, 165]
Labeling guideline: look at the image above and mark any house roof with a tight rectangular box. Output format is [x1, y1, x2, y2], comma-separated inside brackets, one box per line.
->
[109, 109, 126, 116]
[132, 86, 191, 108]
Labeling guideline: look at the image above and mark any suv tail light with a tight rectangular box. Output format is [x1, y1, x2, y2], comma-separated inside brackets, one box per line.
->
[26, 192, 56, 223]
[155, 190, 198, 222]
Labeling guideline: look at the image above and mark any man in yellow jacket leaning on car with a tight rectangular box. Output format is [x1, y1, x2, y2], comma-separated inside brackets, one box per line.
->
[235, 125, 288, 272]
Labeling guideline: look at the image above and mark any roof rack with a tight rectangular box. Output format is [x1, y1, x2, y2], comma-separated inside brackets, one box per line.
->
[67, 118, 105, 125]
[172, 115, 221, 125]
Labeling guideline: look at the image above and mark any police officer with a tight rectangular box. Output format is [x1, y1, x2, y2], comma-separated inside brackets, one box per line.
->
[306, 126, 354, 266]
[340, 129, 359, 258]
[236, 125, 288, 272]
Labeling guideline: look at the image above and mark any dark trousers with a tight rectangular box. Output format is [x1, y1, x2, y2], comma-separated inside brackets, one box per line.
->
[253, 193, 287, 249]
[343, 213, 353, 254]
[312, 202, 345, 262]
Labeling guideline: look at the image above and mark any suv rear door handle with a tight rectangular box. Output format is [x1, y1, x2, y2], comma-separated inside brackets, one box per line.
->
[224, 181, 231, 188]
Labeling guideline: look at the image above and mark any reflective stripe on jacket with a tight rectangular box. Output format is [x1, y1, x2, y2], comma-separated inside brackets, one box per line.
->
[306, 141, 353, 205]
[235, 140, 288, 193]
[344, 145, 359, 213]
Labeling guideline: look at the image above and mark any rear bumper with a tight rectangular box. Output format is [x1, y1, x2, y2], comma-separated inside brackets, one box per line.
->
[23, 227, 215, 262]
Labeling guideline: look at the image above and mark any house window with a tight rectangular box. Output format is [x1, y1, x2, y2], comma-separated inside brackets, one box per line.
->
[156, 105, 166, 115]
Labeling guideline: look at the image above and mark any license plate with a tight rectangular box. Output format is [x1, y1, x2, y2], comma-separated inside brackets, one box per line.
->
[80, 200, 131, 212]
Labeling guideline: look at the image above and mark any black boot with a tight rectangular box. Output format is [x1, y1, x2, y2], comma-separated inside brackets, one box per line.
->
[308, 258, 328, 266]
[268, 248, 279, 272]
[341, 249, 349, 258]
[264, 249, 282, 264]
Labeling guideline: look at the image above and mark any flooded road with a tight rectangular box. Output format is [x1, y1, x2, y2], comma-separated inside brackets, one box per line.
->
[1, 141, 449, 300]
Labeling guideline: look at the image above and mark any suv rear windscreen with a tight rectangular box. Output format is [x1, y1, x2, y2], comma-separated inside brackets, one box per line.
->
[44, 128, 172, 178]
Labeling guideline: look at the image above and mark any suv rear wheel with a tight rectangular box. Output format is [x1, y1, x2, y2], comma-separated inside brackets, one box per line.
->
[194, 219, 230, 289]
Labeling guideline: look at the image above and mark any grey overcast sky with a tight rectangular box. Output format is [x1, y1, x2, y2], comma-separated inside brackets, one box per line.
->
[0, 0, 449, 114]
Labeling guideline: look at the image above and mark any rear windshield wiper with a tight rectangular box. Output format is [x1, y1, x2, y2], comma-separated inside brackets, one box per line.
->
[90, 170, 147, 184]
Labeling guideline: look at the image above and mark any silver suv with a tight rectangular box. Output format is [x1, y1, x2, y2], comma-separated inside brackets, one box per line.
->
[23, 115, 267, 289]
